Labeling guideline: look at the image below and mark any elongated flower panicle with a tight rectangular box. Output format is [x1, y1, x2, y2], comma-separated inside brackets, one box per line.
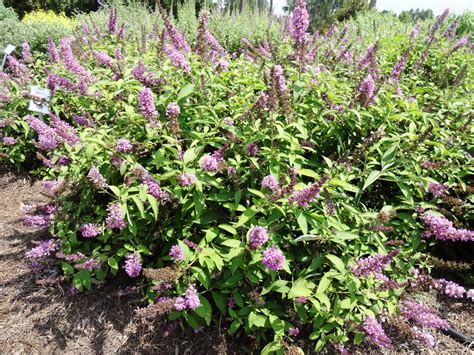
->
[174, 284, 201, 311]
[289, 175, 329, 207]
[195, 11, 225, 62]
[177, 173, 196, 186]
[362, 317, 392, 348]
[139, 87, 158, 120]
[48, 37, 60, 62]
[270, 65, 291, 114]
[290, 0, 309, 44]
[94, 51, 114, 69]
[75, 257, 100, 271]
[358, 74, 375, 104]
[157, 1, 190, 53]
[261, 175, 279, 192]
[411, 23, 421, 39]
[450, 36, 469, 53]
[26, 239, 59, 259]
[262, 246, 285, 271]
[420, 212, 474, 241]
[116, 138, 133, 153]
[125, 253, 141, 277]
[49, 114, 81, 146]
[79, 223, 102, 238]
[200, 155, 219, 172]
[163, 44, 191, 74]
[166, 102, 181, 133]
[2, 137, 17, 145]
[60, 38, 94, 82]
[246, 143, 259, 156]
[106, 203, 127, 230]
[400, 299, 448, 329]
[249, 226, 269, 249]
[108, 7, 117, 33]
[22, 42, 32, 62]
[42, 179, 64, 196]
[428, 182, 448, 197]
[87, 166, 107, 188]
[6, 55, 29, 80]
[351, 250, 399, 281]
[169, 245, 184, 261]
[24, 115, 59, 151]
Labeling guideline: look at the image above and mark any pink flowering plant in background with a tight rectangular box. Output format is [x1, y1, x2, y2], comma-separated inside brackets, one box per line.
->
[0, 2, 473, 353]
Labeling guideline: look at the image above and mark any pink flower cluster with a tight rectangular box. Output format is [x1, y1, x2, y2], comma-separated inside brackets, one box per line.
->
[399, 299, 448, 329]
[249, 226, 269, 249]
[125, 253, 141, 277]
[174, 285, 200, 311]
[262, 246, 285, 271]
[169, 245, 184, 261]
[105, 203, 127, 230]
[26, 239, 59, 259]
[362, 317, 392, 348]
[87, 166, 107, 188]
[261, 175, 279, 192]
[79, 223, 102, 238]
[351, 250, 400, 281]
[289, 175, 329, 208]
[427, 182, 448, 197]
[177, 173, 196, 186]
[420, 212, 474, 242]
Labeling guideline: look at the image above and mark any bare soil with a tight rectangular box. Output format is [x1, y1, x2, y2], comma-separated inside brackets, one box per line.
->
[0, 170, 472, 354]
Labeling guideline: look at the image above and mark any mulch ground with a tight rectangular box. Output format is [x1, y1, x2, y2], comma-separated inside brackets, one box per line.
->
[0, 169, 472, 354]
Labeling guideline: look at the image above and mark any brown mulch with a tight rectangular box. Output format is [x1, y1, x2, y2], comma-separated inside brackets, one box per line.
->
[0, 169, 473, 354]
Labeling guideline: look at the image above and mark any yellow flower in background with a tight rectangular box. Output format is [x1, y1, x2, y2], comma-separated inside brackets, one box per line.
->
[22, 10, 74, 28]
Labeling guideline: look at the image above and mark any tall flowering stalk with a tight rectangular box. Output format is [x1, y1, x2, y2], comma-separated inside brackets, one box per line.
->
[351, 250, 399, 281]
[163, 44, 191, 74]
[416, 9, 450, 69]
[166, 102, 181, 134]
[269, 65, 291, 115]
[420, 212, 473, 242]
[195, 11, 225, 63]
[59, 38, 94, 82]
[139, 88, 158, 121]
[362, 317, 392, 348]
[399, 299, 449, 329]
[289, 175, 329, 208]
[48, 37, 60, 63]
[157, 0, 190, 54]
[108, 7, 117, 33]
[22, 42, 32, 62]
[289, 0, 309, 66]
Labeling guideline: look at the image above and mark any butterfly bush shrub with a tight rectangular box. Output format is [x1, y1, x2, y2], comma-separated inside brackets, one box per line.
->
[1, 3, 473, 353]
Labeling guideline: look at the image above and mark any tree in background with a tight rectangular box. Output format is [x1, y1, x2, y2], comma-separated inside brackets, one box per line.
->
[398, 8, 434, 23]
[286, 0, 369, 30]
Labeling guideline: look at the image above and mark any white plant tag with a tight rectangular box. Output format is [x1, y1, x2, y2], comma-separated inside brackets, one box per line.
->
[3, 44, 15, 55]
[28, 86, 52, 114]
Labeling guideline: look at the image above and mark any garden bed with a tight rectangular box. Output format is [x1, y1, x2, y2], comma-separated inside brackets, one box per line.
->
[1, 170, 472, 353]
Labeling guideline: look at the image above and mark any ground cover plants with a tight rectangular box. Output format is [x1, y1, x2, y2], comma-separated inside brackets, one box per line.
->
[1, 1, 473, 353]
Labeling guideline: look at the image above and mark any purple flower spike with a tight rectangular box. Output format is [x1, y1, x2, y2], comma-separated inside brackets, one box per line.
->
[125, 253, 141, 277]
[249, 226, 269, 249]
[169, 245, 185, 261]
[262, 246, 285, 271]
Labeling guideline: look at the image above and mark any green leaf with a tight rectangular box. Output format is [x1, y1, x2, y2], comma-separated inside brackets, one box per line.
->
[61, 263, 74, 275]
[218, 224, 237, 235]
[362, 170, 382, 191]
[109, 185, 121, 197]
[76, 269, 92, 290]
[296, 210, 308, 234]
[147, 194, 159, 220]
[211, 291, 227, 315]
[177, 84, 195, 101]
[108, 257, 119, 271]
[248, 311, 267, 328]
[194, 295, 212, 326]
[183, 148, 196, 164]
[235, 206, 257, 228]
[228, 319, 242, 334]
[326, 254, 345, 273]
[315, 292, 331, 310]
[261, 340, 283, 355]
[191, 266, 210, 289]
[288, 278, 314, 299]
[316, 274, 332, 294]
[132, 195, 145, 218]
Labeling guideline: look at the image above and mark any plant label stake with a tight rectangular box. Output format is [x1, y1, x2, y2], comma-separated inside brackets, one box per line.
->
[28, 86, 52, 120]
[1, 44, 16, 71]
